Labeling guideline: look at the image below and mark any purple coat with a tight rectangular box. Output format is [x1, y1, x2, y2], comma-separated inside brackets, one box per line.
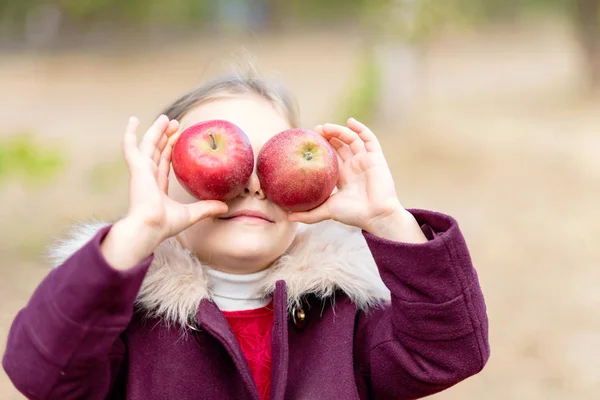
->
[2, 209, 489, 399]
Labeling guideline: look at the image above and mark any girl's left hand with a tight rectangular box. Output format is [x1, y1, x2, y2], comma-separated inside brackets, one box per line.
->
[288, 118, 422, 242]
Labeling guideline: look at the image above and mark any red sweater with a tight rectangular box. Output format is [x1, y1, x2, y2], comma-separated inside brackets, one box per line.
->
[222, 302, 274, 400]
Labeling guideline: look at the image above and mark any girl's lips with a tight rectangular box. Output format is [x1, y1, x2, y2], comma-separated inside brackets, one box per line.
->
[219, 209, 274, 223]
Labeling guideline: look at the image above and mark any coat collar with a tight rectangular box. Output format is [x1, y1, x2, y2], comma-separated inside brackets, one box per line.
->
[47, 219, 391, 328]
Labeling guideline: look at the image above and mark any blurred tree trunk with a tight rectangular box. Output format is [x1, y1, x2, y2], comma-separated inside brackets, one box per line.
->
[574, 0, 600, 90]
[374, 42, 424, 123]
[367, 0, 427, 124]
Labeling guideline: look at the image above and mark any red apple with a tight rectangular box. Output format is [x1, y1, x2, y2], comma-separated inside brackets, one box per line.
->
[256, 128, 339, 212]
[171, 119, 254, 202]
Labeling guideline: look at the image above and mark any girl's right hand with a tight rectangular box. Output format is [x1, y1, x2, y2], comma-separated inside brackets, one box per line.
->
[100, 115, 229, 270]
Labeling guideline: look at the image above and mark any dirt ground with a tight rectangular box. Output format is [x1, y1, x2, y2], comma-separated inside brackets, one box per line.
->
[1, 19, 599, 399]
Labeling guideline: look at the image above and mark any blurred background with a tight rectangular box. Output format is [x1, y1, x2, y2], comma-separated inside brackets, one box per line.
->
[1, 0, 599, 399]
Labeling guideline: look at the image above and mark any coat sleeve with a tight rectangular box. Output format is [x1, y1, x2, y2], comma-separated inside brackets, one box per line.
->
[2, 225, 153, 400]
[354, 209, 490, 400]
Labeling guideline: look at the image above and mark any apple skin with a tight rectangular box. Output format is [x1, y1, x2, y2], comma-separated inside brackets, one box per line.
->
[256, 128, 339, 212]
[171, 119, 254, 202]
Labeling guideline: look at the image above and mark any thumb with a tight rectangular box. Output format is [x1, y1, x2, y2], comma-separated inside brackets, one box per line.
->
[288, 203, 331, 224]
[185, 200, 229, 224]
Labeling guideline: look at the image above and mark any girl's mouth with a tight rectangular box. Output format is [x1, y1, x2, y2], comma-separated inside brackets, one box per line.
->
[219, 209, 274, 223]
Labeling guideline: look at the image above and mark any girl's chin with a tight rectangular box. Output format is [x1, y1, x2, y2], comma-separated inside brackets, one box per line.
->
[204, 245, 278, 269]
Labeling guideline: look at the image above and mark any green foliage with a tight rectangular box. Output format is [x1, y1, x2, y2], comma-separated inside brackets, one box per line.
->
[1, 0, 213, 29]
[288, 0, 365, 20]
[57, 0, 115, 18]
[338, 49, 381, 125]
[0, 0, 594, 33]
[451, 0, 573, 20]
[362, 0, 469, 44]
[0, 133, 66, 188]
[361, 0, 594, 44]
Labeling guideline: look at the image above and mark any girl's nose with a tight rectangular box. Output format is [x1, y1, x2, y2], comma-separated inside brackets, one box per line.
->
[242, 173, 266, 200]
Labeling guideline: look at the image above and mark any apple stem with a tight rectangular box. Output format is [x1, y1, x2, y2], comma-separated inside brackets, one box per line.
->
[303, 150, 313, 161]
[208, 132, 217, 150]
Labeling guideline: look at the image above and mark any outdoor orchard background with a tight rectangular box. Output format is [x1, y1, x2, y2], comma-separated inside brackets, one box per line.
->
[1, 1, 599, 399]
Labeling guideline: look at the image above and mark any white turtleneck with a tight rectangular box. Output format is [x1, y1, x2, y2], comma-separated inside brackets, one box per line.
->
[205, 267, 272, 312]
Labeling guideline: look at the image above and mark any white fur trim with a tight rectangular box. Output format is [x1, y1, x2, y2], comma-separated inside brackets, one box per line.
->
[47, 220, 391, 328]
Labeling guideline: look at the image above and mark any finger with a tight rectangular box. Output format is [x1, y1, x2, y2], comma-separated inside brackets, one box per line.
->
[288, 202, 331, 224]
[346, 117, 382, 152]
[157, 131, 181, 193]
[158, 134, 169, 152]
[139, 115, 170, 158]
[166, 119, 180, 138]
[321, 123, 365, 155]
[123, 116, 140, 166]
[153, 120, 179, 165]
[152, 137, 167, 165]
[185, 201, 229, 224]
[329, 137, 352, 162]
[314, 125, 349, 163]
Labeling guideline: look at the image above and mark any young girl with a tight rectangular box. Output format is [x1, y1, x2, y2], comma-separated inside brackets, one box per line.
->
[2, 69, 490, 400]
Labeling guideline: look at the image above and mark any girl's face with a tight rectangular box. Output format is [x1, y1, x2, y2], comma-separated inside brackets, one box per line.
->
[167, 94, 298, 274]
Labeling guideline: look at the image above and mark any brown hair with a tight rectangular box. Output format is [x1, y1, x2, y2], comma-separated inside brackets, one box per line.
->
[160, 65, 300, 128]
